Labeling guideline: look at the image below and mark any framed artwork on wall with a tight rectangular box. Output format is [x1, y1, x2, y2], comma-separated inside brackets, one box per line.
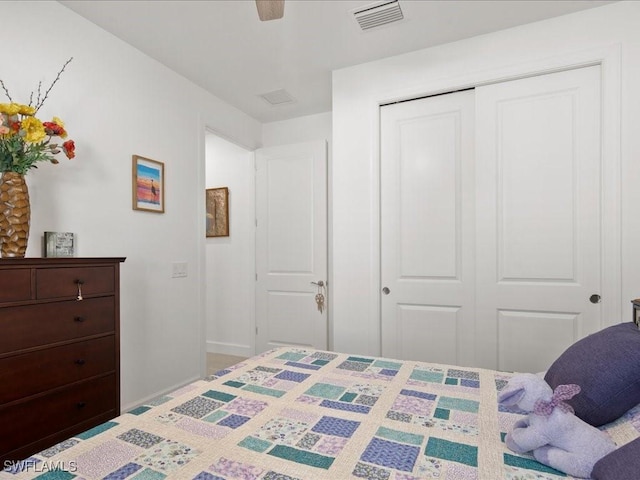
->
[132, 155, 165, 213]
[206, 187, 229, 237]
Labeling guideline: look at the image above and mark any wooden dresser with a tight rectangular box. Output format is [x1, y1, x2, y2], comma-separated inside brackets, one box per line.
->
[0, 257, 125, 463]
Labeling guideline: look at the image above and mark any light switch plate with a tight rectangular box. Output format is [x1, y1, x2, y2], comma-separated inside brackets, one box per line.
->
[171, 262, 188, 278]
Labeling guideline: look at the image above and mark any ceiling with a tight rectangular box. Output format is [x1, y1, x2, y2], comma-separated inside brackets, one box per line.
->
[59, 0, 613, 123]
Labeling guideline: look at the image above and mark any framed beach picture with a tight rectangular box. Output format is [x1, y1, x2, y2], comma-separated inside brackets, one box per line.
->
[132, 155, 165, 213]
[206, 187, 229, 237]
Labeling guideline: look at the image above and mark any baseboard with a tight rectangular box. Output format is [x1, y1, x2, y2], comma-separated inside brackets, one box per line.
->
[121, 375, 201, 413]
[206, 341, 253, 358]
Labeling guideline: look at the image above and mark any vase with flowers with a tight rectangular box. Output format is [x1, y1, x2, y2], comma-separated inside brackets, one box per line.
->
[0, 58, 76, 258]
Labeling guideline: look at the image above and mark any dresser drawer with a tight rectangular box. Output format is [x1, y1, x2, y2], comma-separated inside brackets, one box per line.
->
[0, 374, 116, 455]
[0, 336, 115, 405]
[0, 297, 115, 355]
[36, 266, 115, 299]
[0, 268, 31, 303]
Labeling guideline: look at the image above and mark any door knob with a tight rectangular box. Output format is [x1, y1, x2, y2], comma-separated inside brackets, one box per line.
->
[590, 294, 601, 304]
[382, 287, 390, 295]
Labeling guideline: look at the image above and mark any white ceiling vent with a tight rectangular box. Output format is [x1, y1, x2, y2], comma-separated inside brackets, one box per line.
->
[259, 89, 296, 106]
[353, 0, 404, 31]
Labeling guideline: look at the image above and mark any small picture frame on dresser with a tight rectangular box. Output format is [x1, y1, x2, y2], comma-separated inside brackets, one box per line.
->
[633, 299, 640, 329]
[44, 231, 76, 257]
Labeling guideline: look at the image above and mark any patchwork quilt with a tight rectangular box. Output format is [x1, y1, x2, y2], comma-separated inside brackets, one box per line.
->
[3, 347, 640, 480]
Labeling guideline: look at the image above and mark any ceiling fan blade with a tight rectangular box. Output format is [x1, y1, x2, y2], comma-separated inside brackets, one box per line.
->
[255, 0, 284, 21]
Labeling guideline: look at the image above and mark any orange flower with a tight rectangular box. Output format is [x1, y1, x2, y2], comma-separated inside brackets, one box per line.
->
[62, 139, 75, 159]
[43, 121, 66, 138]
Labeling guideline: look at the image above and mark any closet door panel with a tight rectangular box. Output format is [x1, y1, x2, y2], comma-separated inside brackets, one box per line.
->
[475, 66, 602, 372]
[380, 90, 475, 366]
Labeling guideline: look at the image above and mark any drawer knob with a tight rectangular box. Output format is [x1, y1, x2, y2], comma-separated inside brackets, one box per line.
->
[76, 401, 86, 409]
[74, 359, 86, 366]
[75, 280, 84, 301]
[74, 316, 85, 323]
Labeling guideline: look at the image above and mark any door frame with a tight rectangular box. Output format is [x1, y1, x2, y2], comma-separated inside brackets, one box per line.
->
[373, 45, 621, 356]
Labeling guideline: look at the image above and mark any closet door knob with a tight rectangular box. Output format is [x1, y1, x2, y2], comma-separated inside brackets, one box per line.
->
[590, 294, 601, 304]
[382, 287, 390, 295]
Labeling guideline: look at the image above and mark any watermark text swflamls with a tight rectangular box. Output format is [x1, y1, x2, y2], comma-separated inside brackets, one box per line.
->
[3, 460, 78, 473]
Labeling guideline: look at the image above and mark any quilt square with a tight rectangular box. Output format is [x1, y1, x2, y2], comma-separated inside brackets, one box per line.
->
[353, 462, 391, 480]
[75, 440, 140, 478]
[319, 399, 370, 414]
[275, 370, 311, 383]
[171, 397, 223, 419]
[225, 397, 268, 417]
[136, 440, 201, 473]
[39, 439, 80, 458]
[311, 416, 360, 438]
[268, 445, 334, 469]
[217, 414, 250, 429]
[425, 437, 478, 467]
[263, 471, 302, 480]
[104, 462, 143, 480]
[311, 351, 339, 361]
[117, 429, 165, 449]
[253, 417, 309, 445]
[193, 472, 225, 480]
[360, 437, 420, 472]
[305, 383, 346, 400]
[296, 432, 321, 450]
[209, 457, 263, 479]
[337, 360, 369, 372]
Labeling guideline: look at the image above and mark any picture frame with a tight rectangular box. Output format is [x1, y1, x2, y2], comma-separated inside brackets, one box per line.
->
[44, 231, 75, 258]
[132, 155, 165, 213]
[206, 187, 229, 237]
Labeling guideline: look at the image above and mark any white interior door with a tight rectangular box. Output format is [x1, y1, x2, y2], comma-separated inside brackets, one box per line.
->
[475, 66, 602, 373]
[380, 90, 476, 366]
[255, 140, 328, 353]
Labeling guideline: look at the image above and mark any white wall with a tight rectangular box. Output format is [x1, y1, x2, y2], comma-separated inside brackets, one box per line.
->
[205, 133, 255, 358]
[262, 112, 332, 147]
[332, 1, 639, 356]
[3, 1, 262, 409]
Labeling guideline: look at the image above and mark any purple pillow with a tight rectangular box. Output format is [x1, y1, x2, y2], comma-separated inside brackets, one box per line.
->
[544, 322, 640, 426]
[592, 437, 640, 480]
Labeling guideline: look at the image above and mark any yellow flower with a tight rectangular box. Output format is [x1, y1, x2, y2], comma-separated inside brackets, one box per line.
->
[21, 117, 46, 143]
[17, 104, 35, 116]
[0, 103, 20, 116]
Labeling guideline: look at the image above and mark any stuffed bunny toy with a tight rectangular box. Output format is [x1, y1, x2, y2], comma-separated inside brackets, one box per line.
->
[498, 373, 616, 479]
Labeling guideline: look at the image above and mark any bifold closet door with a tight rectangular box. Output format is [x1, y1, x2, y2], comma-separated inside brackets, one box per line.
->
[380, 66, 602, 373]
[380, 90, 476, 366]
[475, 66, 602, 373]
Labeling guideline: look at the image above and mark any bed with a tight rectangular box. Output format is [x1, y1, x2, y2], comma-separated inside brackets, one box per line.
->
[4, 345, 640, 480]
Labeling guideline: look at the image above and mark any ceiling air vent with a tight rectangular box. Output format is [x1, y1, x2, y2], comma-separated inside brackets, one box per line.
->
[259, 89, 296, 106]
[353, 0, 404, 31]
